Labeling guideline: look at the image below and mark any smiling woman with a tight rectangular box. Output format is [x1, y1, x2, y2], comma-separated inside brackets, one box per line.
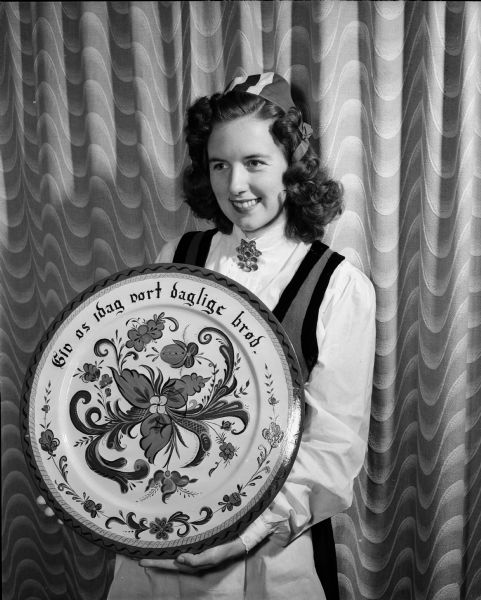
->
[103, 72, 376, 600]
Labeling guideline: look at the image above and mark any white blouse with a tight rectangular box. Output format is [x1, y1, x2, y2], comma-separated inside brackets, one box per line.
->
[157, 219, 376, 549]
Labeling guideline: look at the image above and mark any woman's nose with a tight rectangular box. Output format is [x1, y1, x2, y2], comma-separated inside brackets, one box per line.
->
[228, 164, 249, 195]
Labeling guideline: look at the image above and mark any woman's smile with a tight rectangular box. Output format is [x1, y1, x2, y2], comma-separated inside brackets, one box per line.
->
[230, 197, 261, 211]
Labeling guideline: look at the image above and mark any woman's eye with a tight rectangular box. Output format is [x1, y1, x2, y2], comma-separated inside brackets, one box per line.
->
[211, 162, 226, 171]
[246, 159, 265, 168]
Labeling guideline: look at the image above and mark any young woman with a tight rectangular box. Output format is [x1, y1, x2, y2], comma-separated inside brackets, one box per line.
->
[39, 72, 376, 600]
[106, 73, 376, 600]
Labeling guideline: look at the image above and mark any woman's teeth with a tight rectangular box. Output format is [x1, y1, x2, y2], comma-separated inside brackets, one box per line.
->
[231, 198, 259, 209]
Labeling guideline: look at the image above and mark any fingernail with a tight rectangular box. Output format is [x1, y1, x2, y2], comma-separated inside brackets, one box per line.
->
[176, 555, 186, 564]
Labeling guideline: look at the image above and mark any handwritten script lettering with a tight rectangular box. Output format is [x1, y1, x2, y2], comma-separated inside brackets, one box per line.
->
[51, 277, 266, 368]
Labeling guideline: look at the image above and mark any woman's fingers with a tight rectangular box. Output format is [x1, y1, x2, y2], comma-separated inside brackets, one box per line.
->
[139, 557, 208, 575]
[36, 495, 54, 516]
[139, 538, 245, 574]
[176, 550, 217, 568]
[36, 495, 62, 523]
[139, 559, 180, 571]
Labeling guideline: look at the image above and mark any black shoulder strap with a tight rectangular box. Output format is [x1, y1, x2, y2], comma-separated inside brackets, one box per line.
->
[273, 240, 345, 379]
[173, 229, 218, 266]
[301, 250, 345, 373]
[173, 231, 199, 263]
[273, 241, 329, 322]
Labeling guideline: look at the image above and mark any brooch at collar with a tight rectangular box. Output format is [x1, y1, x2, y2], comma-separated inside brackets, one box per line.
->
[236, 239, 262, 272]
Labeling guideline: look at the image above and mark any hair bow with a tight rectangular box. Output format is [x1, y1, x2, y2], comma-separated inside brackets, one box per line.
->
[299, 122, 313, 141]
[292, 121, 313, 162]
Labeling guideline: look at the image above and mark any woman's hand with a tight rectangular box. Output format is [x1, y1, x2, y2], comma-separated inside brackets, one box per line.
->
[139, 537, 246, 574]
[36, 495, 63, 524]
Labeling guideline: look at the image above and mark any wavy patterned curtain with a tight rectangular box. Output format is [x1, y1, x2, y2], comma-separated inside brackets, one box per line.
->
[1, 2, 480, 599]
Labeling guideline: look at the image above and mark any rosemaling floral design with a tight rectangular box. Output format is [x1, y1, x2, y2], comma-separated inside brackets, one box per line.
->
[39, 429, 60, 455]
[83, 498, 102, 518]
[80, 362, 100, 383]
[106, 506, 214, 541]
[69, 325, 249, 495]
[37, 335, 286, 544]
[220, 492, 242, 512]
[160, 340, 199, 368]
[149, 516, 174, 540]
[145, 469, 197, 503]
[126, 313, 166, 351]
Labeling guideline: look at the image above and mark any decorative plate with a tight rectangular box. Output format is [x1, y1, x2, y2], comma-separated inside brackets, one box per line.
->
[22, 264, 303, 558]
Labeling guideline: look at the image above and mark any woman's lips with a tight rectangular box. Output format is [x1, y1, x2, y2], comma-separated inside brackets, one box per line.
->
[230, 198, 260, 211]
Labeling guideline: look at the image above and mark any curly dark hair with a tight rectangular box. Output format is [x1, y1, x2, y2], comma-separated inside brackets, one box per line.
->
[182, 90, 343, 242]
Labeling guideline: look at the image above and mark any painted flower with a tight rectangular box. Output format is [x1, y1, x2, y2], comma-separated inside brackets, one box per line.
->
[268, 395, 278, 405]
[149, 517, 174, 540]
[111, 367, 209, 464]
[221, 492, 242, 511]
[145, 314, 166, 340]
[149, 395, 168, 414]
[126, 315, 166, 352]
[161, 341, 199, 368]
[39, 429, 60, 455]
[262, 421, 284, 448]
[145, 469, 196, 503]
[219, 442, 236, 461]
[81, 363, 100, 382]
[126, 324, 152, 352]
[221, 421, 232, 431]
[99, 374, 112, 388]
[83, 498, 102, 518]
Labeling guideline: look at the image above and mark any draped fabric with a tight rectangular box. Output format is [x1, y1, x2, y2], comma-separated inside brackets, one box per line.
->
[1, 2, 480, 599]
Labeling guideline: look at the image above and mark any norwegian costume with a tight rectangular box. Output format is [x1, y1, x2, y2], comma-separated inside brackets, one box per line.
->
[107, 73, 376, 600]
[107, 219, 375, 600]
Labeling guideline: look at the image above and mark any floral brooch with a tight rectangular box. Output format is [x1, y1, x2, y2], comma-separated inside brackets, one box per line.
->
[236, 239, 262, 272]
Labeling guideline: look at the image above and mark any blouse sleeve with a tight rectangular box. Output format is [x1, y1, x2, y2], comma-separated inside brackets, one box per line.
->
[156, 240, 178, 263]
[240, 260, 376, 549]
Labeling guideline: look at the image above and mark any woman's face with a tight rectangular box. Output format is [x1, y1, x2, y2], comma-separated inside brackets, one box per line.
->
[207, 115, 288, 238]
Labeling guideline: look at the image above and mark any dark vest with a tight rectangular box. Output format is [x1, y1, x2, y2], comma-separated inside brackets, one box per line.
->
[173, 228, 344, 600]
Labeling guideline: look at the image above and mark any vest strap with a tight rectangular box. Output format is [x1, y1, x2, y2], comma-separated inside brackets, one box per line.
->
[173, 229, 218, 266]
[274, 242, 344, 379]
[301, 251, 345, 373]
[273, 241, 329, 322]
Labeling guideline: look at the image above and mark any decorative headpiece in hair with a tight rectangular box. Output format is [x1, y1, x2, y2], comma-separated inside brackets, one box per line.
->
[224, 72, 312, 162]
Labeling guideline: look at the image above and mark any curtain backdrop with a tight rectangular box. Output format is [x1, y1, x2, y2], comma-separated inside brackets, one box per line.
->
[1, 2, 480, 599]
